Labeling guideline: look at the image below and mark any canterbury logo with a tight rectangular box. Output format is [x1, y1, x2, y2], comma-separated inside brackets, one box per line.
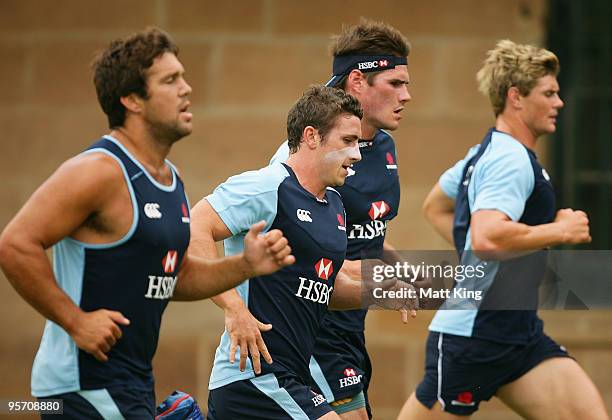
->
[144, 203, 162, 219]
[315, 258, 333, 280]
[297, 209, 312, 222]
[368, 201, 390, 220]
[162, 250, 178, 273]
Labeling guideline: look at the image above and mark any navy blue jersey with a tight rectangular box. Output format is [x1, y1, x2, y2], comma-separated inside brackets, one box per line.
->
[430, 129, 555, 344]
[270, 130, 401, 332]
[207, 162, 347, 389]
[32, 135, 191, 397]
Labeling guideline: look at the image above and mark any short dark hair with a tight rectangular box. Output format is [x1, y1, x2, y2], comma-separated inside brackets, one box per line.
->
[330, 18, 411, 89]
[92, 27, 179, 129]
[287, 85, 363, 153]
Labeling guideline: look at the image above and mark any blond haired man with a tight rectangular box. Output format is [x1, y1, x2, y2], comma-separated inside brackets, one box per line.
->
[398, 40, 609, 420]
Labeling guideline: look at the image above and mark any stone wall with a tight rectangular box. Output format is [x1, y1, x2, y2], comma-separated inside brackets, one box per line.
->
[1, 1, 609, 418]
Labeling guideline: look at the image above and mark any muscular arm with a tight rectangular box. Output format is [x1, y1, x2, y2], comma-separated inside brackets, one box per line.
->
[0, 154, 131, 361]
[423, 183, 455, 245]
[339, 241, 401, 280]
[329, 271, 362, 310]
[174, 199, 294, 300]
[181, 198, 244, 308]
[180, 197, 286, 372]
[330, 271, 417, 323]
[470, 208, 591, 259]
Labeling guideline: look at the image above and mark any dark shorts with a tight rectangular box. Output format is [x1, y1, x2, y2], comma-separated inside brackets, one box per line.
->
[415, 331, 571, 416]
[39, 385, 155, 419]
[207, 371, 333, 420]
[310, 328, 371, 415]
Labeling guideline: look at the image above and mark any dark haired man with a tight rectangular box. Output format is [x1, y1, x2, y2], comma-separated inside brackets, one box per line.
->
[0, 27, 293, 419]
[190, 85, 415, 419]
[210, 19, 413, 419]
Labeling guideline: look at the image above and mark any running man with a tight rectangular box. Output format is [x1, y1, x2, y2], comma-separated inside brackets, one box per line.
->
[212, 19, 413, 419]
[189, 85, 415, 419]
[0, 28, 292, 419]
[398, 40, 609, 420]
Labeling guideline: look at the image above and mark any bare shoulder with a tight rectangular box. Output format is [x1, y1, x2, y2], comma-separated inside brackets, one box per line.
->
[32, 150, 131, 222]
[2, 151, 132, 248]
[60, 151, 125, 183]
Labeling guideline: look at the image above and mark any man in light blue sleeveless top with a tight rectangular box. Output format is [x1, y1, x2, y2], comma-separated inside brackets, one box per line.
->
[0, 28, 292, 419]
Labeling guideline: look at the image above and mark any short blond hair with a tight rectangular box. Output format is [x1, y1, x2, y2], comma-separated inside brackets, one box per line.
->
[476, 40, 559, 116]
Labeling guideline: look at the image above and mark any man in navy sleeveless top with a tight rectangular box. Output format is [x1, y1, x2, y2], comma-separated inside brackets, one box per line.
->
[210, 19, 413, 419]
[398, 40, 609, 420]
[190, 86, 415, 419]
[0, 28, 293, 419]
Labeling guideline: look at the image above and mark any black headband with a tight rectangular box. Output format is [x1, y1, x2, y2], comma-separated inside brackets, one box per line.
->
[332, 55, 407, 76]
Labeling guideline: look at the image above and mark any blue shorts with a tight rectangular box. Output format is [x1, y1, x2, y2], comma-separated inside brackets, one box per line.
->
[415, 331, 570, 415]
[39, 385, 155, 419]
[310, 328, 371, 403]
[207, 371, 333, 419]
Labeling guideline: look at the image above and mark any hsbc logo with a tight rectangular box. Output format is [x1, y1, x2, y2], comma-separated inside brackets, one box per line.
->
[369, 201, 391, 220]
[311, 393, 326, 407]
[181, 203, 190, 223]
[357, 60, 390, 70]
[297, 209, 312, 223]
[344, 368, 356, 376]
[144, 203, 162, 219]
[386, 152, 397, 169]
[315, 258, 333, 280]
[145, 250, 179, 300]
[162, 250, 178, 273]
[144, 275, 177, 300]
[337, 214, 346, 231]
[295, 277, 334, 305]
[339, 368, 363, 388]
[348, 220, 388, 240]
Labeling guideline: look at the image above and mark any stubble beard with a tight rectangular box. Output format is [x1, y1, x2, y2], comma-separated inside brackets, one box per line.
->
[146, 117, 191, 146]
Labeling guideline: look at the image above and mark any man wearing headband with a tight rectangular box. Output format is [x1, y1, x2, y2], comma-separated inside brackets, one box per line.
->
[302, 20, 411, 420]
[190, 86, 416, 419]
[210, 19, 413, 419]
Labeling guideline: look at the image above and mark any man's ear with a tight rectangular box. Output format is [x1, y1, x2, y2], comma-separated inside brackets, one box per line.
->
[506, 86, 523, 110]
[302, 126, 321, 150]
[345, 69, 367, 95]
[120, 93, 144, 114]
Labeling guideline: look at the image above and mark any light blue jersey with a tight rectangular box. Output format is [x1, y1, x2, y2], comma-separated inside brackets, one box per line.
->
[430, 129, 554, 343]
[207, 162, 348, 389]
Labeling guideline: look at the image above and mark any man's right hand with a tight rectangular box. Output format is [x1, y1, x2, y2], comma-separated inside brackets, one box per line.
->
[243, 221, 295, 277]
[555, 209, 591, 245]
[68, 309, 130, 362]
[225, 302, 273, 374]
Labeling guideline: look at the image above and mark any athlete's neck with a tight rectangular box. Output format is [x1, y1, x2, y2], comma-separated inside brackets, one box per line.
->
[496, 114, 538, 151]
[110, 127, 173, 185]
[285, 154, 326, 200]
[360, 121, 377, 141]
